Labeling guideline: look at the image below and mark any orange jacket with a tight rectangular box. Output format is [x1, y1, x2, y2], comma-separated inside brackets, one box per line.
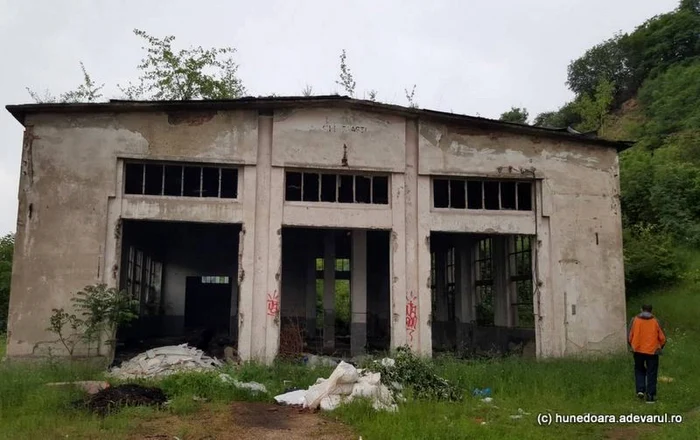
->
[628, 312, 666, 355]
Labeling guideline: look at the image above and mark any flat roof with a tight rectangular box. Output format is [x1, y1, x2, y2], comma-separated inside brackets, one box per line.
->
[5, 95, 632, 151]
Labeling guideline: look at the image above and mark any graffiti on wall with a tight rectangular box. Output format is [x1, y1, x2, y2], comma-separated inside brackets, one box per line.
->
[406, 291, 418, 342]
[266, 290, 280, 317]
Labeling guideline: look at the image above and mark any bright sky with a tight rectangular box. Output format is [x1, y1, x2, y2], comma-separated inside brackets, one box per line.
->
[0, 0, 678, 235]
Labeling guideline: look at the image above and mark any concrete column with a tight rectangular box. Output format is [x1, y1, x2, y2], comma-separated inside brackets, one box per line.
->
[351, 230, 367, 356]
[236, 165, 258, 361]
[323, 231, 336, 353]
[493, 236, 509, 328]
[264, 166, 284, 362]
[390, 174, 408, 350]
[434, 249, 448, 322]
[305, 246, 317, 340]
[455, 236, 473, 347]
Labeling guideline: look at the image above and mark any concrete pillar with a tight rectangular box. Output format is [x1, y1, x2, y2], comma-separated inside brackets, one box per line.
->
[455, 236, 473, 347]
[434, 249, 448, 322]
[236, 165, 258, 361]
[323, 231, 336, 353]
[305, 245, 317, 340]
[351, 230, 367, 356]
[264, 166, 284, 362]
[493, 236, 509, 328]
[390, 174, 408, 350]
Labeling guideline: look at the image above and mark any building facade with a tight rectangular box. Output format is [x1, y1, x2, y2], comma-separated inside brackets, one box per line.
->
[4, 97, 628, 362]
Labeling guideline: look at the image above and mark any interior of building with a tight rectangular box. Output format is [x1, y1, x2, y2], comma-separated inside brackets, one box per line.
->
[116, 220, 240, 359]
[430, 232, 537, 357]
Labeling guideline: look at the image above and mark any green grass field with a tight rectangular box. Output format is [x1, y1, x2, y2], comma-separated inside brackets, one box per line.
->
[1, 255, 699, 439]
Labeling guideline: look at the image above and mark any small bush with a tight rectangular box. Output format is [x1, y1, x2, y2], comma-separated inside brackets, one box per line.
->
[623, 223, 682, 294]
[367, 346, 462, 402]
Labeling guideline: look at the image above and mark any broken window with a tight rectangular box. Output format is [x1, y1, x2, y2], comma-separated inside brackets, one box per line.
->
[431, 177, 533, 211]
[124, 161, 238, 199]
[201, 276, 230, 284]
[285, 171, 390, 205]
[474, 238, 494, 326]
[509, 236, 534, 328]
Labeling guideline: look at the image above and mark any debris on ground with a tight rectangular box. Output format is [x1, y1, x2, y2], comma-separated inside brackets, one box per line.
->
[275, 361, 397, 412]
[107, 344, 222, 379]
[659, 376, 674, 383]
[473, 388, 492, 398]
[219, 373, 268, 394]
[368, 347, 463, 401]
[46, 380, 110, 395]
[76, 384, 168, 415]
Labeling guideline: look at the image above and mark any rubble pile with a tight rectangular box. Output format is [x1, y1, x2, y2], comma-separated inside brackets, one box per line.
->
[76, 384, 167, 415]
[108, 344, 222, 379]
[275, 360, 398, 412]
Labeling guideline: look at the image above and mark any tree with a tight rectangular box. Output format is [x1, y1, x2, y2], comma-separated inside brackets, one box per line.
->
[0, 234, 14, 333]
[27, 62, 104, 103]
[533, 102, 582, 128]
[499, 107, 529, 124]
[574, 78, 615, 132]
[405, 84, 417, 108]
[335, 49, 356, 97]
[566, 34, 632, 101]
[119, 29, 245, 100]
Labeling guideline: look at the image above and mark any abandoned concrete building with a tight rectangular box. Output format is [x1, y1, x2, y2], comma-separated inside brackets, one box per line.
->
[4, 96, 628, 363]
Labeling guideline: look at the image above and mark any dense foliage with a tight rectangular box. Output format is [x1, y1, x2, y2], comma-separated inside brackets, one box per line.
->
[532, 0, 700, 293]
[0, 234, 13, 333]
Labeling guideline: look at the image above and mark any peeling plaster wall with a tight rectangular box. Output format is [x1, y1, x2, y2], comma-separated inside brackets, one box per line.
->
[6, 110, 257, 358]
[418, 121, 626, 356]
[5, 106, 625, 361]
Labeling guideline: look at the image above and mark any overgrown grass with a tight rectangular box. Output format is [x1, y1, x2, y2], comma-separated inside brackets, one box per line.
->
[1, 252, 699, 439]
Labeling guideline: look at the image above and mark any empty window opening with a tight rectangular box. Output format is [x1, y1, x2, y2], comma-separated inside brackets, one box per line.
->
[372, 176, 389, 204]
[484, 182, 500, 210]
[467, 181, 483, 209]
[355, 176, 371, 203]
[285, 172, 302, 201]
[125, 161, 238, 199]
[338, 175, 354, 203]
[201, 167, 220, 198]
[125, 163, 144, 195]
[501, 181, 517, 210]
[517, 182, 533, 211]
[449, 180, 466, 209]
[432, 178, 533, 211]
[433, 179, 449, 208]
[144, 164, 164, 195]
[285, 171, 390, 205]
[321, 174, 337, 202]
[303, 173, 320, 202]
[164, 165, 183, 196]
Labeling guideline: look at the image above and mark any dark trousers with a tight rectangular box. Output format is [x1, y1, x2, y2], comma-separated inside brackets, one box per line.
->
[633, 352, 659, 397]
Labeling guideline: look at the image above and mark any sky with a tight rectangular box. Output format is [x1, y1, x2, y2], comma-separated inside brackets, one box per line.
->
[0, 0, 678, 235]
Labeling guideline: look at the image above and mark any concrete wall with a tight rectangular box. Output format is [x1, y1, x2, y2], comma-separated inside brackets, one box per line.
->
[5, 104, 626, 361]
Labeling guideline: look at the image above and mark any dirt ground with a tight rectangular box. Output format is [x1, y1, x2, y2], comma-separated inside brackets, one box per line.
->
[128, 401, 357, 440]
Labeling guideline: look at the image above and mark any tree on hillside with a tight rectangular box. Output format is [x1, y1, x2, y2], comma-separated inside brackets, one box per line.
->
[499, 107, 529, 124]
[26, 62, 104, 103]
[0, 234, 14, 333]
[566, 34, 631, 101]
[533, 102, 581, 128]
[120, 29, 245, 100]
[575, 78, 615, 132]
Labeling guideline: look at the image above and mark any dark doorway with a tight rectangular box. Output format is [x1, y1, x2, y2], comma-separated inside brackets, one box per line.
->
[184, 276, 233, 333]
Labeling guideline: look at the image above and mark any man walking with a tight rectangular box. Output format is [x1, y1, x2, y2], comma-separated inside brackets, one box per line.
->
[628, 304, 666, 403]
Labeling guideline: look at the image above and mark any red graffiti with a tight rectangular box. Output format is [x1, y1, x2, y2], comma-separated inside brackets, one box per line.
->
[405, 291, 418, 342]
[266, 291, 280, 317]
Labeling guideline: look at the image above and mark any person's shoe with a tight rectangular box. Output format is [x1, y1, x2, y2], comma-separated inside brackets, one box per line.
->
[646, 395, 656, 404]
[637, 392, 645, 400]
